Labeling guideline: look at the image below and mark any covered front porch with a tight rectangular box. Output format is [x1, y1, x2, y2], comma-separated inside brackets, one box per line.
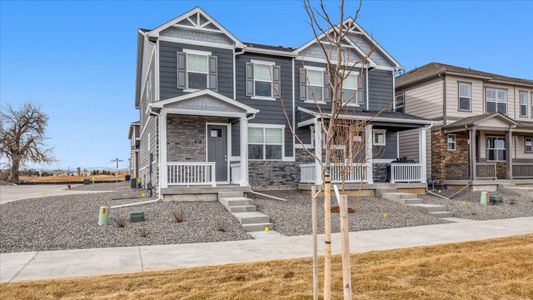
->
[296, 107, 431, 187]
[149, 90, 258, 195]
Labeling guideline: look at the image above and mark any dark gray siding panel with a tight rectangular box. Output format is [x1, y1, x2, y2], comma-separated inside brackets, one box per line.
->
[373, 128, 398, 159]
[368, 69, 394, 111]
[231, 121, 240, 156]
[235, 53, 294, 156]
[159, 41, 234, 100]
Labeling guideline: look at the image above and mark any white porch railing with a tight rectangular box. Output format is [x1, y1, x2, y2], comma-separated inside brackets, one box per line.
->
[167, 162, 216, 186]
[230, 162, 241, 184]
[390, 163, 423, 183]
[330, 163, 368, 183]
[300, 163, 316, 183]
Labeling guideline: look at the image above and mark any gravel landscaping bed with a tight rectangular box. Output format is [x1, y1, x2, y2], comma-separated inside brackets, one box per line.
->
[251, 190, 448, 236]
[422, 190, 533, 220]
[0, 190, 250, 253]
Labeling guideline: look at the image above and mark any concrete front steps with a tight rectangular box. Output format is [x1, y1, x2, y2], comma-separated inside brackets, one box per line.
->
[382, 192, 453, 218]
[218, 191, 280, 237]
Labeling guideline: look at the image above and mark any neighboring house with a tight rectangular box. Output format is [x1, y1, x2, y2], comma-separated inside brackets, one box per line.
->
[128, 121, 140, 178]
[129, 7, 431, 199]
[397, 62, 533, 191]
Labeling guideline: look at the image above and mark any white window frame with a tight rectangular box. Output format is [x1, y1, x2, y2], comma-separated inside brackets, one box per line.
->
[183, 49, 211, 92]
[525, 137, 533, 153]
[447, 134, 456, 151]
[485, 87, 507, 114]
[372, 129, 386, 146]
[395, 93, 405, 112]
[458, 82, 472, 112]
[304, 66, 325, 104]
[519, 91, 529, 118]
[486, 136, 506, 162]
[248, 124, 285, 161]
[342, 71, 360, 106]
[251, 60, 275, 101]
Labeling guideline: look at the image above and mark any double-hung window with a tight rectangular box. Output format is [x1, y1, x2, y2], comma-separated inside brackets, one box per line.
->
[185, 50, 209, 90]
[342, 73, 359, 105]
[395, 94, 405, 113]
[486, 88, 507, 114]
[306, 68, 324, 102]
[486, 136, 506, 161]
[525, 137, 533, 153]
[458, 82, 471, 111]
[447, 134, 456, 151]
[520, 91, 529, 118]
[248, 126, 283, 160]
[372, 129, 386, 146]
[253, 63, 273, 98]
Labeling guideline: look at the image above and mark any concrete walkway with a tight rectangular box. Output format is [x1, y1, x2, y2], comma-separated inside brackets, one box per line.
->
[0, 184, 111, 204]
[1, 217, 532, 283]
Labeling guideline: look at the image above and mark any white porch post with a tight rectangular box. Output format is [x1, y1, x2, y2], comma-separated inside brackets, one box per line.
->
[365, 124, 374, 184]
[239, 116, 249, 186]
[314, 119, 323, 185]
[419, 126, 427, 183]
[159, 112, 168, 189]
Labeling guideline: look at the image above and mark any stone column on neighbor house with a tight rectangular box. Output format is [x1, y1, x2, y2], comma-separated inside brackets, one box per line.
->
[314, 119, 323, 185]
[159, 112, 168, 189]
[365, 124, 374, 184]
[470, 127, 477, 181]
[419, 126, 427, 183]
[239, 116, 249, 186]
[507, 128, 513, 179]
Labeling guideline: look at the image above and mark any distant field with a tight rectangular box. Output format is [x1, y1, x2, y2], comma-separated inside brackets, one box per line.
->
[21, 174, 126, 183]
[1, 235, 531, 299]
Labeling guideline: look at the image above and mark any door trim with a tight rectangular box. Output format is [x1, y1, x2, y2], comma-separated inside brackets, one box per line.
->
[206, 122, 231, 184]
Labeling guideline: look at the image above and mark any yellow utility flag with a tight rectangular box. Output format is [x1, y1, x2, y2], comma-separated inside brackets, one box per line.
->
[263, 226, 269, 233]
[383, 212, 389, 218]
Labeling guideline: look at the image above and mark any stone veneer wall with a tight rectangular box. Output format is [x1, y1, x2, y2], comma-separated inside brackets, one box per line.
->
[431, 129, 469, 180]
[166, 115, 228, 162]
[248, 161, 298, 190]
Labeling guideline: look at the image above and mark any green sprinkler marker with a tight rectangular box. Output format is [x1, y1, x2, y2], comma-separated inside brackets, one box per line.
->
[480, 192, 488, 206]
[98, 206, 109, 225]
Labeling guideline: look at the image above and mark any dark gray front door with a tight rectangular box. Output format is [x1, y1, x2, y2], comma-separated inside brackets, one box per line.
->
[207, 125, 228, 182]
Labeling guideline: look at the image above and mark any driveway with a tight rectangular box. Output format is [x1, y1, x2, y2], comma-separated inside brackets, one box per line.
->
[0, 184, 110, 205]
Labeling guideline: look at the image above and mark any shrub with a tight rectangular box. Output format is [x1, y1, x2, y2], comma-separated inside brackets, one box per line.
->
[116, 217, 127, 228]
[138, 228, 150, 237]
[172, 210, 184, 223]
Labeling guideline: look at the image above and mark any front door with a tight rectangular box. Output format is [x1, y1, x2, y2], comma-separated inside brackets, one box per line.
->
[207, 125, 228, 182]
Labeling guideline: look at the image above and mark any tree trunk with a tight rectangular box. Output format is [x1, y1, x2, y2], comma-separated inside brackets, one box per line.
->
[9, 157, 20, 184]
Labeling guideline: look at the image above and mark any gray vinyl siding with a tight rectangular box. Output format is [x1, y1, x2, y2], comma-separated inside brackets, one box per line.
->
[159, 41, 234, 100]
[138, 116, 158, 188]
[373, 127, 398, 160]
[231, 121, 240, 156]
[235, 53, 294, 157]
[368, 69, 394, 111]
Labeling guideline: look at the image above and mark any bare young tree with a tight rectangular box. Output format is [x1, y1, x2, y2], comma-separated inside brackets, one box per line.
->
[0, 102, 54, 183]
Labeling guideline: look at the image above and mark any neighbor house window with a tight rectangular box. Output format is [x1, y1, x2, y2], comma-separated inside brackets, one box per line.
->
[486, 136, 506, 161]
[525, 137, 533, 153]
[520, 91, 529, 117]
[447, 134, 456, 151]
[458, 82, 472, 111]
[248, 126, 283, 160]
[253, 63, 273, 98]
[306, 68, 324, 102]
[486, 88, 507, 114]
[342, 73, 359, 105]
[373, 129, 386, 146]
[185, 51, 209, 90]
[395, 93, 405, 113]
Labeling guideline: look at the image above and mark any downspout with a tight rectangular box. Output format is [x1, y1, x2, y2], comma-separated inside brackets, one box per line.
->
[440, 72, 447, 125]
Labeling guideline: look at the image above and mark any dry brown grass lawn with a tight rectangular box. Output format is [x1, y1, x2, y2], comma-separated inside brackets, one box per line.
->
[20, 174, 125, 183]
[1, 235, 532, 300]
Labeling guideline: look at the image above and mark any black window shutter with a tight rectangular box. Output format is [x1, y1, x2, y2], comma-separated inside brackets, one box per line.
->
[273, 65, 281, 98]
[245, 62, 254, 96]
[208, 56, 218, 91]
[299, 68, 307, 100]
[177, 52, 186, 89]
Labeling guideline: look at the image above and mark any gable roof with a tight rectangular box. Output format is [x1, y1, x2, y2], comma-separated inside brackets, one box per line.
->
[397, 62, 533, 88]
[443, 112, 517, 131]
[146, 7, 245, 48]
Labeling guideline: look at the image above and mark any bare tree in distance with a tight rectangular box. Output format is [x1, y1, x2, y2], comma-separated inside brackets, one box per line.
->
[0, 102, 54, 183]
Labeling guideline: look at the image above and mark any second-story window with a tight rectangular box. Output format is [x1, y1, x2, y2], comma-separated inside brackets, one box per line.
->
[342, 73, 359, 105]
[395, 94, 405, 113]
[520, 91, 529, 118]
[253, 63, 273, 98]
[486, 88, 507, 114]
[458, 82, 471, 111]
[306, 68, 324, 102]
[186, 52, 209, 90]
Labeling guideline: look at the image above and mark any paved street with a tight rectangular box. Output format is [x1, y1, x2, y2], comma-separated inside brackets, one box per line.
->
[0, 184, 110, 205]
[1, 216, 532, 283]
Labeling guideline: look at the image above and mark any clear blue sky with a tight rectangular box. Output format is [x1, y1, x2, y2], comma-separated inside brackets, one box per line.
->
[1, 0, 532, 170]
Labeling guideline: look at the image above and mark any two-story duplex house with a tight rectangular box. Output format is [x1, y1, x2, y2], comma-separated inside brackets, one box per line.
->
[397, 62, 533, 191]
[128, 121, 140, 179]
[130, 7, 431, 199]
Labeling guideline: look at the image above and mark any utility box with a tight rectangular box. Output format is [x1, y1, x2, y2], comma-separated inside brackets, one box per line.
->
[129, 211, 145, 222]
[489, 195, 503, 205]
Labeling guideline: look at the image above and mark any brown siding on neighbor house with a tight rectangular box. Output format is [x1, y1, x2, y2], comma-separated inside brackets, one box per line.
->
[399, 77, 443, 120]
[431, 129, 469, 180]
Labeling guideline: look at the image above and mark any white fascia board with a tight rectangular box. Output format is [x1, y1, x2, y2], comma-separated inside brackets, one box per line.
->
[244, 47, 296, 58]
[150, 89, 259, 114]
